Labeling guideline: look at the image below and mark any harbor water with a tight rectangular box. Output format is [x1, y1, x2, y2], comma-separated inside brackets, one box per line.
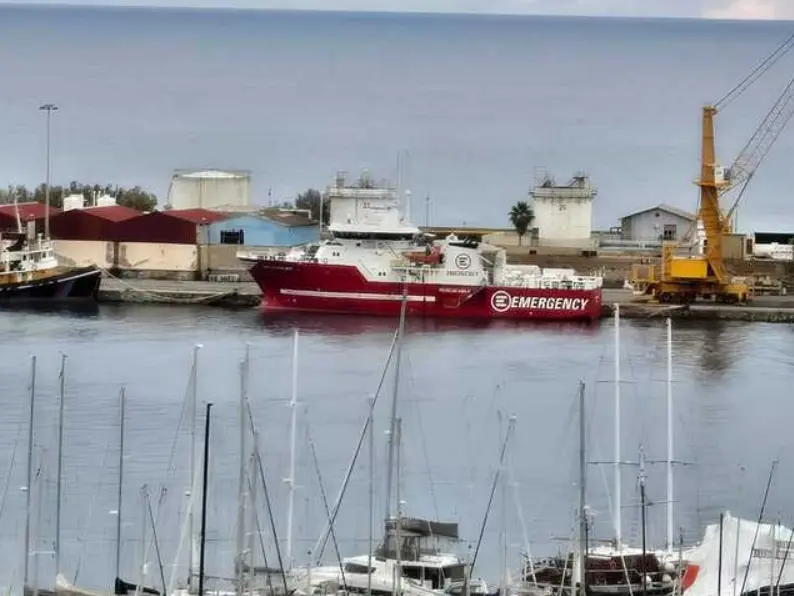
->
[0, 305, 790, 591]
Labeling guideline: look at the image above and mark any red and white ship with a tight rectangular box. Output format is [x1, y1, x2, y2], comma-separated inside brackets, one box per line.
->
[239, 172, 603, 321]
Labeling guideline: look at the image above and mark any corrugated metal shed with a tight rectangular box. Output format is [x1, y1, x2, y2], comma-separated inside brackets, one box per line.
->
[50, 205, 142, 241]
[115, 208, 227, 244]
[207, 213, 319, 246]
[0, 202, 61, 233]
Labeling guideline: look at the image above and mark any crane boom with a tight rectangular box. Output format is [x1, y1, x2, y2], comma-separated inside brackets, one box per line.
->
[722, 74, 794, 218]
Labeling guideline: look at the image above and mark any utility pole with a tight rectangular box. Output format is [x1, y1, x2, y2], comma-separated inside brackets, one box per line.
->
[39, 103, 58, 239]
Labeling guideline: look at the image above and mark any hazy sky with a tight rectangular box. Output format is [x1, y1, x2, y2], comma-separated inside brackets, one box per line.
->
[16, 0, 794, 19]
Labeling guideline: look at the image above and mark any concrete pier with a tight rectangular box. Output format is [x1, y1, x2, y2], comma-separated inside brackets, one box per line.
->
[96, 280, 794, 323]
[602, 289, 794, 322]
[98, 278, 261, 307]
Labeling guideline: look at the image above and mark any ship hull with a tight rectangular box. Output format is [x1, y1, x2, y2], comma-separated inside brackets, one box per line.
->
[0, 266, 102, 301]
[248, 260, 602, 321]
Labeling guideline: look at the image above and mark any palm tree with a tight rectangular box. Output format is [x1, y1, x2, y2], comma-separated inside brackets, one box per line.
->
[509, 201, 535, 245]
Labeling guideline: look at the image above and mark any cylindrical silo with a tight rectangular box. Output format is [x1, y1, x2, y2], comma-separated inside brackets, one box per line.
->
[166, 169, 251, 211]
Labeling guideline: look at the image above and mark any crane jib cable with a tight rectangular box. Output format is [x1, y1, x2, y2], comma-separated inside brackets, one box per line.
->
[715, 32, 794, 110]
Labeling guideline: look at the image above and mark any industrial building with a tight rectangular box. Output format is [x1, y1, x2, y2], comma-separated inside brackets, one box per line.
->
[529, 172, 596, 248]
[50, 205, 141, 241]
[166, 169, 251, 211]
[206, 211, 318, 246]
[115, 208, 228, 244]
[619, 204, 697, 243]
[0, 202, 60, 233]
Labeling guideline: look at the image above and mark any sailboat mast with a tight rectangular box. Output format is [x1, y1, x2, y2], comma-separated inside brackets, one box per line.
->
[116, 387, 126, 580]
[367, 397, 375, 596]
[384, 294, 407, 523]
[499, 413, 507, 596]
[640, 448, 648, 596]
[614, 304, 621, 547]
[55, 353, 66, 575]
[394, 417, 403, 596]
[666, 317, 674, 553]
[286, 330, 299, 568]
[23, 355, 37, 588]
[198, 403, 213, 596]
[189, 344, 202, 586]
[578, 381, 587, 596]
[236, 347, 249, 596]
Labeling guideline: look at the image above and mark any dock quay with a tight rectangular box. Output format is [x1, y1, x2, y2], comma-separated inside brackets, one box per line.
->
[98, 277, 261, 307]
[95, 279, 794, 323]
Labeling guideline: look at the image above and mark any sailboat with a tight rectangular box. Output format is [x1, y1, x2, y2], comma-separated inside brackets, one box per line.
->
[514, 382, 693, 596]
[286, 297, 488, 596]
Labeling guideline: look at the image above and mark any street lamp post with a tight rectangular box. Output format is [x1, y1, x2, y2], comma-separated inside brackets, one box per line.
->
[39, 103, 58, 239]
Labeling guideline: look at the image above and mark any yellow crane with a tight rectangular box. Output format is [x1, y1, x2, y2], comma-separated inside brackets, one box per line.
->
[632, 34, 794, 304]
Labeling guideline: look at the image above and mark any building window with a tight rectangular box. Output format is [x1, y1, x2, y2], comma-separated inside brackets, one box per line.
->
[663, 224, 677, 240]
[220, 229, 245, 245]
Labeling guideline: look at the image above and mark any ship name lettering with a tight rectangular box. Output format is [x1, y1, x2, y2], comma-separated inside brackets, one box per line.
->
[509, 296, 589, 310]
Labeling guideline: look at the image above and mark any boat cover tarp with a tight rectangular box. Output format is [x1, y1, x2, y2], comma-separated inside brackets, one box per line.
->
[684, 511, 794, 596]
[384, 517, 459, 539]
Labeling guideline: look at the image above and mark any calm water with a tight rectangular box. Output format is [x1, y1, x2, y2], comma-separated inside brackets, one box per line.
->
[0, 305, 790, 590]
[1, 6, 794, 230]
[2, 5, 794, 591]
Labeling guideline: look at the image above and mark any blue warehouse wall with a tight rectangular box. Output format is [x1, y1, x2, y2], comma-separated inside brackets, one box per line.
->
[207, 214, 319, 246]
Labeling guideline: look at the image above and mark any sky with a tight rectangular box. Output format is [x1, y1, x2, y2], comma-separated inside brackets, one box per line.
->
[13, 0, 794, 19]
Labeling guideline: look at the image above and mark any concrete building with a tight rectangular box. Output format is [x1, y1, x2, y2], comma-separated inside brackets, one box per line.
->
[166, 169, 251, 211]
[50, 205, 140, 241]
[206, 211, 319, 246]
[620, 204, 697, 243]
[529, 172, 596, 248]
[116, 208, 228, 244]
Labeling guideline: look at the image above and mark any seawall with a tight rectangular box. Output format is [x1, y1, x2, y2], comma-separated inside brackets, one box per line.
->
[96, 280, 794, 323]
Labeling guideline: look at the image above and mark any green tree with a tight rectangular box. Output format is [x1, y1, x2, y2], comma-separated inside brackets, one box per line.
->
[509, 200, 535, 245]
[294, 188, 330, 223]
[0, 181, 157, 211]
[116, 186, 157, 212]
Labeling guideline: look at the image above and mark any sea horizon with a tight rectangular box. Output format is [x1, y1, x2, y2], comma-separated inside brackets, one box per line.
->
[2, 3, 793, 231]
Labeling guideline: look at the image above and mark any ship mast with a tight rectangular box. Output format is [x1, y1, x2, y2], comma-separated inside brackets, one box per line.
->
[384, 293, 408, 524]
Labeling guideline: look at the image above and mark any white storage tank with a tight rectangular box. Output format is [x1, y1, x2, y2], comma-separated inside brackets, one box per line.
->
[63, 193, 84, 211]
[166, 169, 251, 211]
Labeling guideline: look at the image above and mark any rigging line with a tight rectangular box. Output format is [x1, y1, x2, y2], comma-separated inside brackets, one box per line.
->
[306, 413, 348, 593]
[466, 383, 503, 511]
[406, 358, 439, 521]
[468, 414, 516, 581]
[506, 448, 536, 587]
[72, 430, 114, 586]
[146, 487, 168, 596]
[245, 458, 275, 596]
[246, 398, 290, 596]
[0, 400, 27, 524]
[313, 328, 399, 563]
[715, 32, 794, 110]
[740, 459, 779, 596]
[774, 523, 794, 588]
[152, 359, 194, 519]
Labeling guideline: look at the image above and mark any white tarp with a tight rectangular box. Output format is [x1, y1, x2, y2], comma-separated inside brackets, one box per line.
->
[685, 512, 794, 596]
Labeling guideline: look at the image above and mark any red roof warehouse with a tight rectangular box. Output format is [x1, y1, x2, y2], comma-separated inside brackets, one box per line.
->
[50, 205, 142, 241]
[114, 208, 227, 244]
[0, 202, 61, 233]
